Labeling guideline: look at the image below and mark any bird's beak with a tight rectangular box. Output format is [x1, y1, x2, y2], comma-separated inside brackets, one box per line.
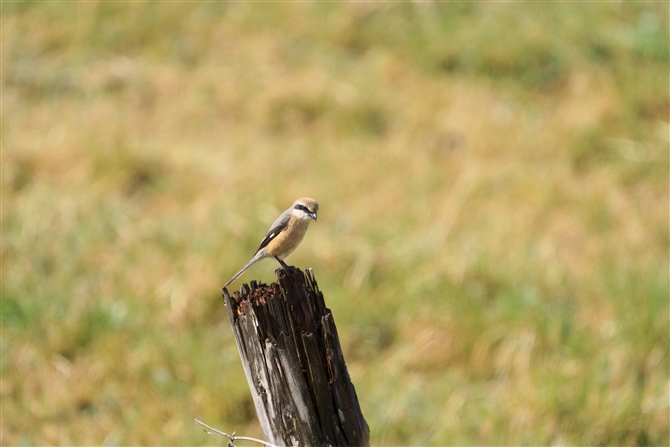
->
[310, 212, 317, 221]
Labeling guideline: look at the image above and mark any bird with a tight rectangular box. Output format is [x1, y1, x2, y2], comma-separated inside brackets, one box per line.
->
[223, 197, 319, 290]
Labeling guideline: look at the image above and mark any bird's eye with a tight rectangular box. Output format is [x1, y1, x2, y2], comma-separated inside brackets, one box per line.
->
[294, 204, 310, 214]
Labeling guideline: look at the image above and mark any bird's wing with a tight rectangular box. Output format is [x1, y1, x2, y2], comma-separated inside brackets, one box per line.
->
[255, 210, 291, 253]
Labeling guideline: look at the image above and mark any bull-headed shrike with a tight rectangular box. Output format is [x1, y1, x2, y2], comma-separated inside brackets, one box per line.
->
[223, 197, 319, 290]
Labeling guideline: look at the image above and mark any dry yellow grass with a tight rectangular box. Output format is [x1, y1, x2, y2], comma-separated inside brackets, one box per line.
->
[3, 2, 668, 445]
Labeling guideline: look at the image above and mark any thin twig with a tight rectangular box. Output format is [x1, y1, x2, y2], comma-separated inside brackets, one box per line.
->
[194, 418, 280, 447]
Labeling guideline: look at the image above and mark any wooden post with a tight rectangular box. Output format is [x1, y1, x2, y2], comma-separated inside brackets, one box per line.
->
[222, 267, 370, 447]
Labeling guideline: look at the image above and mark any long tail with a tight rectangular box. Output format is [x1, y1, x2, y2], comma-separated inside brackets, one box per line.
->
[223, 251, 265, 290]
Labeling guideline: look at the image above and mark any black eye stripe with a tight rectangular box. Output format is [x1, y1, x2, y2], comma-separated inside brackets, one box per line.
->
[294, 204, 311, 214]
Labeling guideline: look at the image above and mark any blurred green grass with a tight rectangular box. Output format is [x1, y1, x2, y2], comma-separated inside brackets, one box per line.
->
[2, 2, 668, 446]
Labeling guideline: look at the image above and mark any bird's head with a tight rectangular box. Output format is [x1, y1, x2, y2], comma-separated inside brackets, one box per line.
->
[292, 197, 318, 221]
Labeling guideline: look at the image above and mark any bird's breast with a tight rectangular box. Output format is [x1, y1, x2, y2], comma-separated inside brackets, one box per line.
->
[267, 217, 311, 259]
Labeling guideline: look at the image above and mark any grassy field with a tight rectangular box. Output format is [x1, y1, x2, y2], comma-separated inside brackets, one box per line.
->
[3, 2, 668, 446]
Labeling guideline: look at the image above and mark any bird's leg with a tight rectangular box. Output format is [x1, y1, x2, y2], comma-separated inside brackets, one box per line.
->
[275, 256, 289, 269]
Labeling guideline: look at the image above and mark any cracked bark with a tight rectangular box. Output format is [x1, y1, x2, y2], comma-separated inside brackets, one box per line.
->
[222, 267, 369, 447]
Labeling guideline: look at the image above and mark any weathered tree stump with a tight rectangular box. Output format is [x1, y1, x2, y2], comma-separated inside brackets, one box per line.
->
[222, 267, 369, 447]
